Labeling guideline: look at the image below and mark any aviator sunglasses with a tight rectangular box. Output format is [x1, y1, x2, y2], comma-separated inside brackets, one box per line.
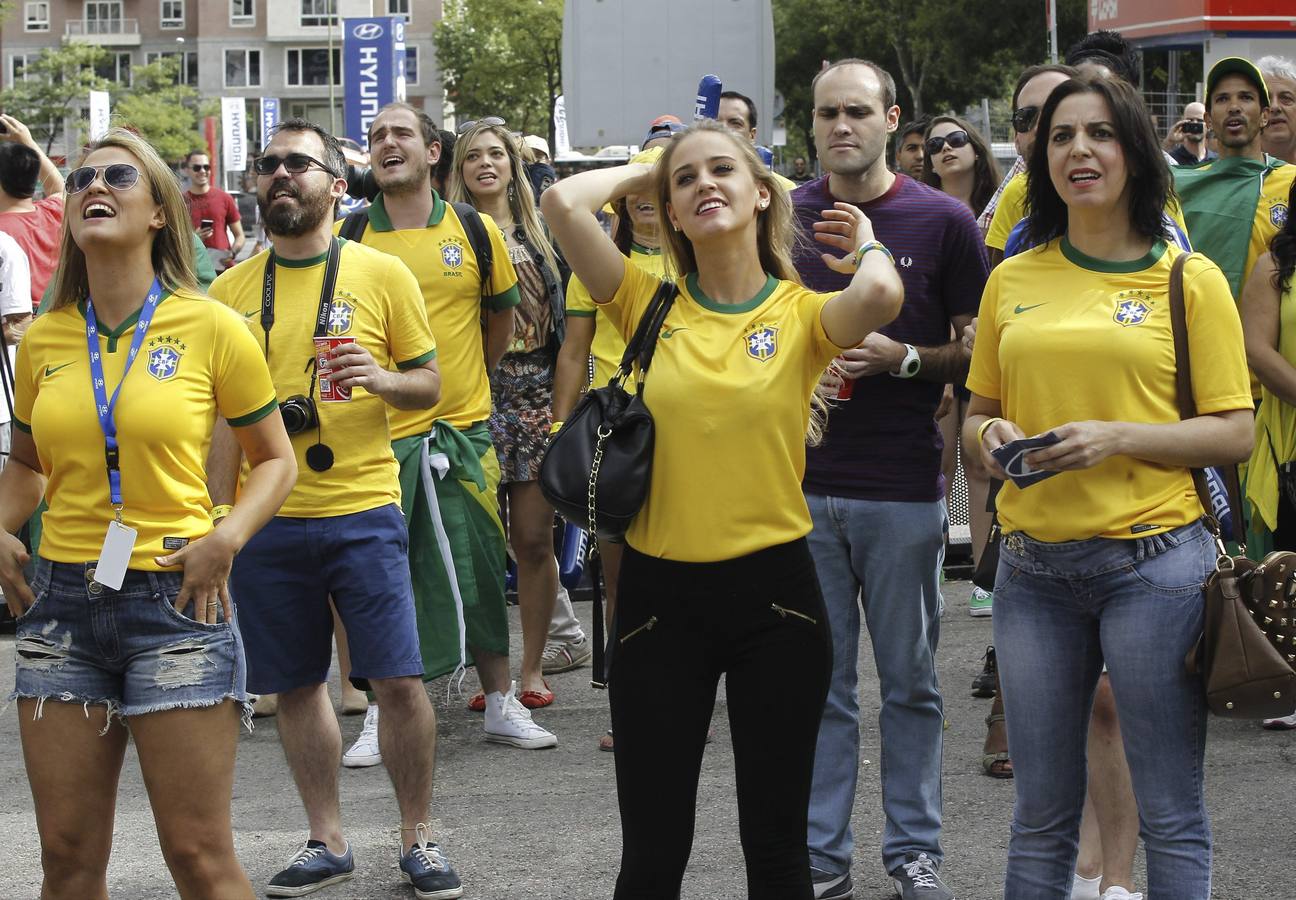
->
[254, 152, 338, 177]
[456, 116, 506, 135]
[924, 130, 971, 156]
[67, 163, 141, 194]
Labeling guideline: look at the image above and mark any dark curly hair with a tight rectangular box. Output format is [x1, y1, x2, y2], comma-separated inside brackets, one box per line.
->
[1024, 74, 1172, 249]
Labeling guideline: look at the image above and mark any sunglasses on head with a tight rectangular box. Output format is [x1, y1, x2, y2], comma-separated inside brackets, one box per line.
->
[1012, 105, 1040, 134]
[253, 152, 337, 177]
[456, 116, 506, 135]
[68, 163, 141, 195]
[924, 130, 971, 156]
[189, 163, 211, 172]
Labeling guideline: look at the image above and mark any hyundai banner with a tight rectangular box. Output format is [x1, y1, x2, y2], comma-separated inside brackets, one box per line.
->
[343, 16, 406, 149]
[221, 96, 247, 175]
[260, 97, 280, 150]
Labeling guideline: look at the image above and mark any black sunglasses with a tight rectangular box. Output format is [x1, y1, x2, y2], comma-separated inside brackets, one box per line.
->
[924, 130, 970, 156]
[456, 116, 506, 135]
[1012, 105, 1040, 134]
[254, 153, 337, 177]
[189, 163, 211, 172]
[68, 163, 141, 195]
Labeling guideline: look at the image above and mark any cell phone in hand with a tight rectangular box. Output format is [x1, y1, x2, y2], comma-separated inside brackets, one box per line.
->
[1183, 121, 1205, 136]
[200, 218, 214, 229]
[992, 432, 1062, 489]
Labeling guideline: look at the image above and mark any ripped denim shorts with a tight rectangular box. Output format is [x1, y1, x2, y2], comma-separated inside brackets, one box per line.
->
[10, 557, 250, 725]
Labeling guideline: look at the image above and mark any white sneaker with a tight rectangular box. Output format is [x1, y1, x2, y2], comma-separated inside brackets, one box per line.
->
[1262, 711, 1296, 730]
[541, 634, 592, 674]
[342, 704, 382, 768]
[1100, 888, 1143, 900]
[484, 682, 558, 749]
[1071, 873, 1101, 900]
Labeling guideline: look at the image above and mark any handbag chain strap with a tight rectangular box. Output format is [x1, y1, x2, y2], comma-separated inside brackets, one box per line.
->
[1166, 250, 1246, 566]
[588, 424, 611, 545]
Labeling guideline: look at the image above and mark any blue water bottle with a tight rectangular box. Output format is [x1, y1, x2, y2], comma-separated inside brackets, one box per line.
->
[558, 522, 590, 590]
[695, 74, 722, 120]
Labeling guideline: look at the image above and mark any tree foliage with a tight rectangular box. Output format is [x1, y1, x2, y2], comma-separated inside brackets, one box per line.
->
[774, 0, 1088, 159]
[0, 42, 114, 154]
[112, 56, 208, 163]
[434, 0, 563, 151]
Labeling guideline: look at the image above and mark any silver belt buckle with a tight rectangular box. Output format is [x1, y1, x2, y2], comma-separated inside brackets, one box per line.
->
[1004, 532, 1025, 555]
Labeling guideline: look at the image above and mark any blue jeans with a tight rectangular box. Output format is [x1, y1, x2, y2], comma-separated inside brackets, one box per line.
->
[805, 494, 946, 876]
[994, 521, 1213, 899]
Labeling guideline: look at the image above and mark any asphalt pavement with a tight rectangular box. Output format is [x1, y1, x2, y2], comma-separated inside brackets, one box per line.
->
[1, 579, 1292, 899]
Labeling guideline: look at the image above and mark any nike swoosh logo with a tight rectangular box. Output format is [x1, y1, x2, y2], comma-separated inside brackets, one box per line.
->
[241, 310, 257, 319]
[660, 327, 689, 339]
[1013, 303, 1047, 314]
[44, 362, 73, 376]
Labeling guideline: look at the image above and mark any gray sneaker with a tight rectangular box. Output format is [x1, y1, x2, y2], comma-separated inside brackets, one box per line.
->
[812, 866, 854, 899]
[890, 853, 954, 900]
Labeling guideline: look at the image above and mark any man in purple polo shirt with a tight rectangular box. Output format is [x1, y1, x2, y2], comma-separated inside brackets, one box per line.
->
[793, 58, 988, 900]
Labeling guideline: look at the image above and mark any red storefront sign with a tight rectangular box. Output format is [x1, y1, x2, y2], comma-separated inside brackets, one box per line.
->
[1090, 0, 1296, 38]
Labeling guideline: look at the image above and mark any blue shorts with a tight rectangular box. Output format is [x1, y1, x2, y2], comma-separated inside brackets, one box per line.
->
[229, 503, 424, 694]
[11, 558, 250, 723]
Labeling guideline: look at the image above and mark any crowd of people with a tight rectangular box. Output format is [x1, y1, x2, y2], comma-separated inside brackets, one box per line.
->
[0, 25, 1294, 900]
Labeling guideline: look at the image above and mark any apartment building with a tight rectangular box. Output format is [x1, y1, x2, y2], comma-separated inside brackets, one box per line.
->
[2, 1, 442, 162]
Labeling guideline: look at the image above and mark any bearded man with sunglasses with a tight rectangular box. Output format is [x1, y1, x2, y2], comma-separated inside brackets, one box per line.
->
[183, 150, 245, 272]
[206, 119, 460, 900]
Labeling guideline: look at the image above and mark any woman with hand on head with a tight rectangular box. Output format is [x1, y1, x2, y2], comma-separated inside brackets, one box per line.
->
[963, 75, 1252, 898]
[541, 119, 903, 899]
[0, 128, 296, 900]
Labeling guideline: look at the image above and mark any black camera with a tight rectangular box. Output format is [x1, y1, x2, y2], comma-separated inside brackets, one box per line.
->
[279, 395, 319, 435]
[1183, 120, 1205, 136]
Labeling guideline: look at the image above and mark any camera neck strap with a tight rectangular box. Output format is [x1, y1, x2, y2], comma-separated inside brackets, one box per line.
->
[260, 235, 342, 357]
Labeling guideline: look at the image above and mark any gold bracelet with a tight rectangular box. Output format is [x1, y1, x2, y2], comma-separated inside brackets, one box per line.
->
[976, 417, 1003, 445]
[210, 504, 234, 521]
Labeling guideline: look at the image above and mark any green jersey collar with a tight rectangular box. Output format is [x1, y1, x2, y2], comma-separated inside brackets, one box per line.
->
[1060, 236, 1167, 274]
[686, 271, 778, 314]
[367, 190, 447, 231]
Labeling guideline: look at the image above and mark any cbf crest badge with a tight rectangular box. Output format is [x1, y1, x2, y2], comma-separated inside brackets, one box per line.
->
[441, 239, 465, 269]
[1112, 290, 1153, 327]
[326, 298, 355, 336]
[1273, 203, 1289, 229]
[146, 342, 182, 381]
[744, 323, 779, 362]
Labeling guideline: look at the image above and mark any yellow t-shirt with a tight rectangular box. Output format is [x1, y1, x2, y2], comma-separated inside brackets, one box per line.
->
[333, 193, 520, 437]
[599, 258, 848, 561]
[566, 244, 668, 387]
[209, 240, 436, 517]
[13, 289, 277, 569]
[984, 172, 1027, 251]
[1245, 163, 1294, 290]
[966, 238, 1252, 542]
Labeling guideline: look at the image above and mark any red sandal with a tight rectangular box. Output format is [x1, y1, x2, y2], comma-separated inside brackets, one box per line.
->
[518, 680, 554, 709]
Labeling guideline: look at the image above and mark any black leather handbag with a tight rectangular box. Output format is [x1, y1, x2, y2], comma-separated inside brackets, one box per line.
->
[539, 280, 678, 539]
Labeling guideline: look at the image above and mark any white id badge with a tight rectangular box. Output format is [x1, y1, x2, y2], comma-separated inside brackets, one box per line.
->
[93, 520, 137, 590]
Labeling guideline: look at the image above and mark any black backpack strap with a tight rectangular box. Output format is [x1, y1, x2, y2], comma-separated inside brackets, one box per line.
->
[450, 201, 494, 298]
[339, 208, 370, 242]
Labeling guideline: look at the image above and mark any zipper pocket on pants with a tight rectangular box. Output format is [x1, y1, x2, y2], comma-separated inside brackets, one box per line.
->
[620, 615, 658, 644]
[770, 603, 818, 625]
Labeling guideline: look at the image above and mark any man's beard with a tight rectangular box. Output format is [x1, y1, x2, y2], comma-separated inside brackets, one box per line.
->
[374, 157, 431, 196]
[260, 178, 336, 236]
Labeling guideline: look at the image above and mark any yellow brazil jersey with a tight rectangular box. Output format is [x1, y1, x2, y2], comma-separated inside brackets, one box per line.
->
[984, 172, 1027, 251]
[1246, 163, 1294, 291]
[13, 289, 277, 569]
[209, 239, 436, 517]
[966, 238, 1252, 542]
[599, 258, 850, 561]
[566, 244, 669, 387]
[333, 192, 520, 437]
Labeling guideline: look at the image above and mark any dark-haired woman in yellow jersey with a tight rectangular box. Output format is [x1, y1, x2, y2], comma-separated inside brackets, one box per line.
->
[964, 75, 1252, 897]
[0, 129, 295, 899]
[541, 119, 903, 899]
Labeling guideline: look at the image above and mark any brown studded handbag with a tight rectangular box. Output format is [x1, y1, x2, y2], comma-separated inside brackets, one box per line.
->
[1168, 252, 1296, 717]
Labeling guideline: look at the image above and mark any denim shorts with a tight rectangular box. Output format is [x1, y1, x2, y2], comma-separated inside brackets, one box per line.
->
[228, 503, 424, 694]
[11, 557, 250, 724]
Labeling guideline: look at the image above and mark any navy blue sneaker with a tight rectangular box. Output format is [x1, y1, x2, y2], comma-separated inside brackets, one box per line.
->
[400, 825, 463, 899]
[266, 839, 355, 897]
[812, 865, 854, 898]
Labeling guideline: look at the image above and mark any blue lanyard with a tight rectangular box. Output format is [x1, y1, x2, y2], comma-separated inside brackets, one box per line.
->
[85, 278, 163, 521]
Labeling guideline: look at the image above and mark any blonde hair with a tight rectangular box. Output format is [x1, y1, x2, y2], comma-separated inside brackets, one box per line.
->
[655, 120, 802, 286]
[49, 128, 198, 310]
[650, 121, 831, 445]
[447, 123, 560, 278]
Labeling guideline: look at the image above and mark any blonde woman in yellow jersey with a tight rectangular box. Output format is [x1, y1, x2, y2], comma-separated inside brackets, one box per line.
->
[541, 119, 903, 899]
[964, 75, 1253, 898]
[0, 129, 295, 899]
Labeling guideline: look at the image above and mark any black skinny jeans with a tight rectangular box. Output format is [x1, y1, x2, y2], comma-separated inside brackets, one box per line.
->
[608, 539, 832, 900]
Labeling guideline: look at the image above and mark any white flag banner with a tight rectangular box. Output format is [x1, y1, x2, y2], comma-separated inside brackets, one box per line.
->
[88, 91, 111, 141]
[553, 95, 570, 158]
[221, 97, 247, 175]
